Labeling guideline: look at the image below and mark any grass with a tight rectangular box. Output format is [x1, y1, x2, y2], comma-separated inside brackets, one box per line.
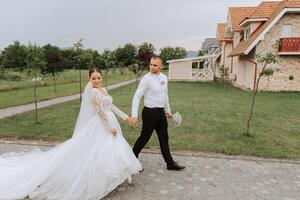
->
[0, 82, 299, 159]
[0, 69, 138, 108]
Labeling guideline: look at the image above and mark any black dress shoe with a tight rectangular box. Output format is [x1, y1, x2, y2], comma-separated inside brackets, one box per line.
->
[139, 168, 144, 172]
[167, 162, 186, 171]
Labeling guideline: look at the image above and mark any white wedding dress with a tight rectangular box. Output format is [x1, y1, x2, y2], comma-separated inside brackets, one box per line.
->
[0, 81, 142, 200]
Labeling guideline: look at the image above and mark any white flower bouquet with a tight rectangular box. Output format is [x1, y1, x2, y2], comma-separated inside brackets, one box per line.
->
[169, 112, 182, 127]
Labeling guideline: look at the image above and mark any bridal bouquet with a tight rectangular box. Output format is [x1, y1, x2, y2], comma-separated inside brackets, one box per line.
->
[169, 112, 182, 127]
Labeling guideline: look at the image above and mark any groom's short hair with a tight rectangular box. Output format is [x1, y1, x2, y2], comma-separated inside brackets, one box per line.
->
[151, 55, 162, 61]
[150, 55, 163, 66]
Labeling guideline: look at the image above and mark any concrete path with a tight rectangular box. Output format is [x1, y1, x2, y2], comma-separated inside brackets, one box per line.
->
[0, 79, 136, 119]
[0, 142, 299, 200]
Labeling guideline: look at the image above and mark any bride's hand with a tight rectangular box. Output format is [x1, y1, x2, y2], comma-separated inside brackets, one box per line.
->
[127, 117, 133, 126]
[111, 129, 117, 137]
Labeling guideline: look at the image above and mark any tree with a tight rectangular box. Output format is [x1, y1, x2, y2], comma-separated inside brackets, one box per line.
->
[101, 49, 116, 70]
[197, 50, 204, 57]
[89, 49, 103, 69]
[60, 48, 77, 69]
[0, 65, 5, 80]
[43, 44, 63, 93]
[115, 43, 137, 68]
[130, 42, 155, 82]
[73, 39, 85, 102]
[137, 42, 155, 68]
[2, 41, 28, 71]
[246, 53, 278, 136]
[0, 51, 3, 65]
[159, 46, 187, 65]
[0, 52, 5, 80]
[25, 43, 46, 124]
[101, 49, 116, 86]
[79, 49, 102, 70]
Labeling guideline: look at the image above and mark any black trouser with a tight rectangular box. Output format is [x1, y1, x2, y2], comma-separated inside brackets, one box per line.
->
[133, 107, 174, 165]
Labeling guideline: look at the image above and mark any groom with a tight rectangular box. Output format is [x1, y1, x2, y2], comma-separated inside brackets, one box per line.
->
[130, 55, 185, 171]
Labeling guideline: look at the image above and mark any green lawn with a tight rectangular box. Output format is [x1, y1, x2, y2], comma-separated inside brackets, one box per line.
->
[0, 69, 137, 108]
[1, 69, 89, 91]
[0, 82, 299, 159]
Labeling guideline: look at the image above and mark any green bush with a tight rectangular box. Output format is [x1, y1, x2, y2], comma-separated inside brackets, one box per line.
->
[0, 65, 5, 80]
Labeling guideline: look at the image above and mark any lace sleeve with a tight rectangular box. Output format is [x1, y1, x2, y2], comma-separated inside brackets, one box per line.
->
[99, 87, 129, 121]
[90, 89, 114, 130]
[111, 104, 129, 120]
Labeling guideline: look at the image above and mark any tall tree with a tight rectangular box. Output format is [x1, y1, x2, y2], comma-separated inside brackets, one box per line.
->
[101, 49, 116, 86]
[2, 41, 28, 71]
[25, 43, 46, 124]
[60, 48, 77, 69]
[159, 46, 187, 65]
[246, 53, 278, 136]
[0, 65, 5, 80]
[0, 52, 5, 80]
[115, 43, 137, 68]
[89, 49, 103, 69]
[130, 42, 155, 82]
[43, 44, 63, 93]
[80, 49, 100, 69]
[73, 39, 85, 102]
[137, 42, 155, 68]
[0, 51, 3, 65]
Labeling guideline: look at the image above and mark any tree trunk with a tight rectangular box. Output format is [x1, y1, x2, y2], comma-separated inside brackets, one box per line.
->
[79, 65, 82, 103]
[34, 72, 39, 125]
[53, 65, 57, 94]
[246, 63, 267, 136]
[129, 68, 132, 92]
[53, 73, 57, 93]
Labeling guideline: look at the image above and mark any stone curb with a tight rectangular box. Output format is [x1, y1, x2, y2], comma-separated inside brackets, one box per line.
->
[1, 139, 299, 165]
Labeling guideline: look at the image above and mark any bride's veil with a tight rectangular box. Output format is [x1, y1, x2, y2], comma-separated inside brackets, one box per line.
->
[72, 81, 94, 137]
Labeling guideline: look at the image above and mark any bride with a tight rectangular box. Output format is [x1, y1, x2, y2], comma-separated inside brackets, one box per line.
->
[0, 68, 142, 200]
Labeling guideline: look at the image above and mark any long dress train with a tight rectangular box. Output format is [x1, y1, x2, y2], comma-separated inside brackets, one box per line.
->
[0, 82, 142, 200]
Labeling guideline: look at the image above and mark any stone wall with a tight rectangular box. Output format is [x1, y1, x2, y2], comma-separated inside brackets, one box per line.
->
[255, 13, 300, 91]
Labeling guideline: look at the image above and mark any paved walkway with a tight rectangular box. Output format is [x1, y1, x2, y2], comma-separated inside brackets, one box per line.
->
[0, 142, 299, 200]
[0, 79, 137, 119]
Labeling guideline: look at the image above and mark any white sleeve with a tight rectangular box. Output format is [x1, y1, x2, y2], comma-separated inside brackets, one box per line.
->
[131, 77, 148, 118]
[100, 87, 129, 120]
[164, 80, 171, 113]
[90, 89, 114, 130]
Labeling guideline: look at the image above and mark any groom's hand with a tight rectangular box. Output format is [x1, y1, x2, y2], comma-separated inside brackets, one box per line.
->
[166, 112, 172, 119]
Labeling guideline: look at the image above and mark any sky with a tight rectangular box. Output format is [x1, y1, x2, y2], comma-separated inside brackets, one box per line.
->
[0, 0, 263, 52]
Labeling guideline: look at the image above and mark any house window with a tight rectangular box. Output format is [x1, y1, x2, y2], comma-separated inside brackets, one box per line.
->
[282, 24, 292, 37]
[244, 27, 251, 40]
[192, 62, 199, 69]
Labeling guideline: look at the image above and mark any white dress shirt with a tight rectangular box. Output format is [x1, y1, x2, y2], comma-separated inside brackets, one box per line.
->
[131, 72, 171, 118]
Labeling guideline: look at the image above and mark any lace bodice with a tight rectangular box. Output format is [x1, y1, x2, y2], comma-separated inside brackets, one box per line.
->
[89, 87, 128, 130]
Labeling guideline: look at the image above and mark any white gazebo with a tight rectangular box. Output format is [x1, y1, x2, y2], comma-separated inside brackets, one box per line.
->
[167, 55, 217, 82]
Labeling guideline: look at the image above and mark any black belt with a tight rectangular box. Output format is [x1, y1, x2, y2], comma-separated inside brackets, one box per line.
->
[144, 106, 164, 111]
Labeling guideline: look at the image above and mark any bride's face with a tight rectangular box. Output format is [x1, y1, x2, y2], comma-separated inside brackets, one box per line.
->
[89, 72, 102, 88]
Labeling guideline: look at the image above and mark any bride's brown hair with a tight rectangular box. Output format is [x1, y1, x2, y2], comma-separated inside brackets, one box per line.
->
[89, 67, 102, 77]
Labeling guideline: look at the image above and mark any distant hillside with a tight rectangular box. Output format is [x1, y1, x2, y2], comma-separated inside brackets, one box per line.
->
[186, 51, 198, 58]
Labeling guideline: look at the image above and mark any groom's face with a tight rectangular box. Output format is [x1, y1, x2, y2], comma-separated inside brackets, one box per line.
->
[149, 58, 163, 74]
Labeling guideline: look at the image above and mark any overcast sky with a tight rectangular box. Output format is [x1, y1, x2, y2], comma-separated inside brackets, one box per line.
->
[0, 0, 262, 52]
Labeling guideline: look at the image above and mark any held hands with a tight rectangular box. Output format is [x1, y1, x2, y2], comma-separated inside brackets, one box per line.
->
[127, 117, 138, 126]
[126, 114, 171, 126]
